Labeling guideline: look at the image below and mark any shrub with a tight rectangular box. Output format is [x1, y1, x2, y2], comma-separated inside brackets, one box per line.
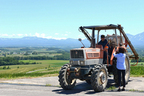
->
[7, 66, 10, 69]
[3, 66, 6, 69]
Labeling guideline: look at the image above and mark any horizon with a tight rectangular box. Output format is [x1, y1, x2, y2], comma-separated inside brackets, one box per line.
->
[0, 31, 143, 40]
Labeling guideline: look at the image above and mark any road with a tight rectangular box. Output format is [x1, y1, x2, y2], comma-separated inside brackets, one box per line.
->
[0, 76, 144, 96]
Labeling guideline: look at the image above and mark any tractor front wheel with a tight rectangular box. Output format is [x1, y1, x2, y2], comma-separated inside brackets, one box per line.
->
[58, 64, 76, 90]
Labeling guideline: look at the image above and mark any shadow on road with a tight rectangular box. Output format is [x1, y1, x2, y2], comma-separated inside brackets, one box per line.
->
[52, 78, 118, 95]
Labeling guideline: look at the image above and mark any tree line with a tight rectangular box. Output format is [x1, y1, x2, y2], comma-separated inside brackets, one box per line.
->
[0, 57, 39, 66]
[131, 57, 144, 62]
[0, 52, 70, 66]
[14, 52, 70, 60]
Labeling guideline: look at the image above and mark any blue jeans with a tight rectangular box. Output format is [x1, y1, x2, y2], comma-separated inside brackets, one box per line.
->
[117, 69, 125, 87]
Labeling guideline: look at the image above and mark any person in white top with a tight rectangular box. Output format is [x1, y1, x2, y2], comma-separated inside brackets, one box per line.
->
[113, 47, 126, 91]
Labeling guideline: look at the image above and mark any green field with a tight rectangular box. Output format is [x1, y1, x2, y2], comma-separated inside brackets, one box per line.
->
[130, 65, 144, 77]
[0, 60, 68, 79]
[0, 60, 144, 79]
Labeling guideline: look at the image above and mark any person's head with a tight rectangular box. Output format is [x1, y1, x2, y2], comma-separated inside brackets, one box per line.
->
[119, 48, 125, 53]
[101, 35, 105, 41]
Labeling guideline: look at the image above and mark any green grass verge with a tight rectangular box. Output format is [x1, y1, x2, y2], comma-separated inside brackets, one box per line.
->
[106, 86, 116, 90]
[0, 71, 59, 79]
[130, 66, 144, 77]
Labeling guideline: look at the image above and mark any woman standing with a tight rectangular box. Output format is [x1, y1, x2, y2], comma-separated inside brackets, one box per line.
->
[113, 47, 126, 91]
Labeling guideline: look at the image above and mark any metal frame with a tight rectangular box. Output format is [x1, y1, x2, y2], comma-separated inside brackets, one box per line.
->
[79, 24, 139, 59]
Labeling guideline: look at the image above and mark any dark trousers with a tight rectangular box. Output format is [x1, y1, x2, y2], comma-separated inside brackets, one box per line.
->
[103, 51, 107, 64]
[117, 69, 125, 87]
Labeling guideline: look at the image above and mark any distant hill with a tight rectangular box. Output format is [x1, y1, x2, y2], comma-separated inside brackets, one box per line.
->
[0, 36, 90, 48]
[0, 32, 144, 48]
[127, 32, 144, 47]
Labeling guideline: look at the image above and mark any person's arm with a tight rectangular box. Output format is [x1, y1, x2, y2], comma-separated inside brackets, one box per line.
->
[113, 52, 117, 57]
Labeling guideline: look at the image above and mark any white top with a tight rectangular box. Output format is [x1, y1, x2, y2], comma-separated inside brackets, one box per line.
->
[113, 53, 126, 70]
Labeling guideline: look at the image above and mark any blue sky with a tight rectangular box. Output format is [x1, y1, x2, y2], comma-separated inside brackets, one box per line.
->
[0, 0, 144, 39]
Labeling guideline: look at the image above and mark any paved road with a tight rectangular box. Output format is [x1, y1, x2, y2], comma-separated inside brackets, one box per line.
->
[0, 76, 144, 96]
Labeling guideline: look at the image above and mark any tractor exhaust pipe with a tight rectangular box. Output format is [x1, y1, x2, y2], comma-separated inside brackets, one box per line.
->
[92, 29, 95, 48]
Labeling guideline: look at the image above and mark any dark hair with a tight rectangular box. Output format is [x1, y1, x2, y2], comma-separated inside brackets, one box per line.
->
[119, 43, 123, 46]
[119, 48, 125, 53]
[101, 35, 105, 38]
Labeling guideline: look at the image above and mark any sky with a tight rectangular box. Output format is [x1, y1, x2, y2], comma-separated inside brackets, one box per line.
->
[0, 0, 144, 40]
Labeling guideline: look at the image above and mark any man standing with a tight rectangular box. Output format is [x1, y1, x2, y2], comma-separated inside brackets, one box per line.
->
[98, 35, 109, 64]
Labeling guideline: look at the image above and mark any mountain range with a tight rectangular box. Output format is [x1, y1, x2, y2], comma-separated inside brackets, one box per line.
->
[0, 32, 144, 48]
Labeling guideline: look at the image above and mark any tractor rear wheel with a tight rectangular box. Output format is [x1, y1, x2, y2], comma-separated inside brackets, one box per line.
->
[58, 64, 76, 90]
[113, 56, 130, 85]
[91, 64, 108, 92]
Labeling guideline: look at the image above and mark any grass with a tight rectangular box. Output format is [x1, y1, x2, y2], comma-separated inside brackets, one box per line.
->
[45, 84, 52, 86]
[130, 65, 144, 77]
[106, 86, 116, 91]
[128, 89, 144, 93]
[0, 60, 68, 79]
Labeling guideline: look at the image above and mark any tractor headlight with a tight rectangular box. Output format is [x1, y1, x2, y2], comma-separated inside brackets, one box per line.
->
[80, 61, 85, 65]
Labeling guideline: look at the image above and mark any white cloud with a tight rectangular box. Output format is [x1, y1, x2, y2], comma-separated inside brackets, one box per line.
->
[0, 33, 68, 40]
[60, 31, 72, 37]
[64, 34, 68, 36]
[41, 33, 45, 37]
[0, 34, 9, 36]
[25, 34, 28, 36]
[11, 34, 16, 37]
[17, 34, 23, 36]
[55, 33, 59, 35]
[34, 33, 46, 38]
[35, 33, 40, 37]
[62, 34, 68, 36]
[45, 36, 52, 39]
[52, 37, 67, 40]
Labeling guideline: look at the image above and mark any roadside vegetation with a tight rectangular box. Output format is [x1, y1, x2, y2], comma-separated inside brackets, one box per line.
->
[130, 65, 144, 77]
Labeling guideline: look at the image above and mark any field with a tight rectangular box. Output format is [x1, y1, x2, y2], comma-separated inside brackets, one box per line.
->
[0, 59, 144, 79]
[0, 47, 64, 57]
[0, 60, 68, 79]
[130, 65, 144, 77]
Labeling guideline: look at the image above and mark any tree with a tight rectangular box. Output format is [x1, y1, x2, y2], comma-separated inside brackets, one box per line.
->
[24, 51, 29, 55]
[32, 51, 38, 55]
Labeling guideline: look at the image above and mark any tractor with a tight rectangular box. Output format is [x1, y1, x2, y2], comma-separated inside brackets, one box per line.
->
[58, 24, 139, 92]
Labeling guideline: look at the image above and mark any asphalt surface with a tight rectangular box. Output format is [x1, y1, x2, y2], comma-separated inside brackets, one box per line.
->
[0, 76, 144, 96]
